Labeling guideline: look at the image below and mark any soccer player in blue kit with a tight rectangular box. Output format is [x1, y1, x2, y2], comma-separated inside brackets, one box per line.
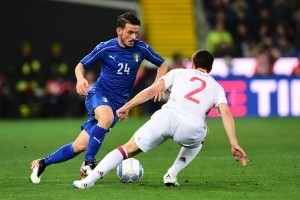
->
[30, 11, 168, 184]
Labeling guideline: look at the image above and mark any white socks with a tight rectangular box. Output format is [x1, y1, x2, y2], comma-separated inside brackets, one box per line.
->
[167, 144, 203, 177]
[82, 144, 202, 185]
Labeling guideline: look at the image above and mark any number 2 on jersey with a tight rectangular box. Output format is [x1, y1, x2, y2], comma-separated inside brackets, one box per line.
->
[184, 77, 206, 104]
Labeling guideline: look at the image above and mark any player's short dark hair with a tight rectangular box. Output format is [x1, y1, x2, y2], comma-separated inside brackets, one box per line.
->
[117, 11, 141, 29]
[191, 50, 214, 73]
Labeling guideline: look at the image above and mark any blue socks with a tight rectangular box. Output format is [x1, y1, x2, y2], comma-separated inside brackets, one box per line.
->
[85, 125, 107, 162]
[44, 143, 77, 166]
[43, 125, 107, 166]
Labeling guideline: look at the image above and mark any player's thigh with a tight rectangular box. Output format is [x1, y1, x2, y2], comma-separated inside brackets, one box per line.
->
[173, 120, 207, 148]
[94, 105, 114, 129]
[123, 136, 142, 157]
[85, 90, 114, 129]
[134, 112, 171, 153]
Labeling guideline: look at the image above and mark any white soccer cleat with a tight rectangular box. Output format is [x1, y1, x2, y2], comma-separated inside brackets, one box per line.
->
[72, 179, 94, 189]
[163, 173, 179, 187]
[30, 167, 40, 184]
[30, 159, 46, 184]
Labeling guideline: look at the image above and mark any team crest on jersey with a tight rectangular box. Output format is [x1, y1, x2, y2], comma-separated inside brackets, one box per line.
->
[101, 97, 108, 103]
[133, 53, 140, 62]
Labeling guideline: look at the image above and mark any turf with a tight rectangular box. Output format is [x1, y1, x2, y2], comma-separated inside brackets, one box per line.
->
[0, 117, 299, 200]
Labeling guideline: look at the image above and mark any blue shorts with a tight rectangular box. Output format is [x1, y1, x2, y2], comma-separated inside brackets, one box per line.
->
[81, 89, 119, 135]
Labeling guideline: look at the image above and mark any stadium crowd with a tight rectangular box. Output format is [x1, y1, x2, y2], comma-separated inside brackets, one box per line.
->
[203, 0, 300, 75]
[1, 0, 300, 118]
[0, 41, 89, 118]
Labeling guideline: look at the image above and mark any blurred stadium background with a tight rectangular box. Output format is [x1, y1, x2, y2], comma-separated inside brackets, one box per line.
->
[1, 0, 300, 118]
[1, 2, 299, 199]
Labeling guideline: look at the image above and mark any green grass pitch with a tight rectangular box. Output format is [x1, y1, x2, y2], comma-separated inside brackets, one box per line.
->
[0, 117, 299, 200]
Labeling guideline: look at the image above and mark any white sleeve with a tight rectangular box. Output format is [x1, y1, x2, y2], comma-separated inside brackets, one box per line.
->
[214, 84, 228, 108]
[161, 69, 184, 91]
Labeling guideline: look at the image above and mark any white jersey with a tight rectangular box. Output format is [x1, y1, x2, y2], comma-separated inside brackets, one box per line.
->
[134, 68, 228, 153]
[162, 68, 227, 124]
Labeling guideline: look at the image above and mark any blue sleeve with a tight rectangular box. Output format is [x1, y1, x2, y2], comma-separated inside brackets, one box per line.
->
[80, 43, 104, 69]
[138, 41, 165, 67]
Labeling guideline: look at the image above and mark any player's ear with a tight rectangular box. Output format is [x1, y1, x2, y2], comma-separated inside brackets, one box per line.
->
[116, 27, 122, 35]
[191, 63, 195, 69]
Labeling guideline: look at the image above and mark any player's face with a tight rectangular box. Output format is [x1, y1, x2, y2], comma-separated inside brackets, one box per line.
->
[117, 23, 139, 47]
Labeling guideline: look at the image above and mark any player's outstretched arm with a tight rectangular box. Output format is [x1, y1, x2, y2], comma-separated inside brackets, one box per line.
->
[153, 61, 168, 102]
[218, 103, 249, 166]
[117, 79, 166, 120]
[75, 63, 89, 96]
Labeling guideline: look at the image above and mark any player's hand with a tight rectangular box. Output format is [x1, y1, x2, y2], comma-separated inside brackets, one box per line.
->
[153, 91, 165, 102]
[116, 107, 129, 121]
[231, 145, 249, 167]
[76, 78, 89, 96]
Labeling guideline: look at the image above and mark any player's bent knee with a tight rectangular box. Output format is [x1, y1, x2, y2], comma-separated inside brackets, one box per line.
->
[123, 143, 141, 157]
[127, 148, 142, 157]
[94, 106, 115, 129]
[72, 142, 87, 153]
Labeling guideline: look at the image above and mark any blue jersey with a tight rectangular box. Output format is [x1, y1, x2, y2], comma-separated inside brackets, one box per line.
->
[81, 38, 164, 110]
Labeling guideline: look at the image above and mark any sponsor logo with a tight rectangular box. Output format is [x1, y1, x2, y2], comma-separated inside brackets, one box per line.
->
[179, 157, 186, 163]
[93, 137, 102, 144]
[97, 171, 104, 176]
[109, 55, 116, 61]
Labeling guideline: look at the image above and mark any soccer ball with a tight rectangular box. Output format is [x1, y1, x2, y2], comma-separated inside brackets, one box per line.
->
[116, 158, 144, 183]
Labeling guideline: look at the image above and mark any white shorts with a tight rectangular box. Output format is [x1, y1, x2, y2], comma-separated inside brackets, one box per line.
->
[134, 108, 207, 153]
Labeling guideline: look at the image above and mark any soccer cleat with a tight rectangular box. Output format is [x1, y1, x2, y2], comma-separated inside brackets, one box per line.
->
[163, 173, 179, 187]
[30, 159, 46, 184]
[72, 179, 94, 189]
[80, 160, 97, 176]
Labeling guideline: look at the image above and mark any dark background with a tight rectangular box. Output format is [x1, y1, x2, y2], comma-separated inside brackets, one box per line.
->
[0, 0, 127, 70]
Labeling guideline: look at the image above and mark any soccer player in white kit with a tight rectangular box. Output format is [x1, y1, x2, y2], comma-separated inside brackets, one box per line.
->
[73, 49, 249, 189]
